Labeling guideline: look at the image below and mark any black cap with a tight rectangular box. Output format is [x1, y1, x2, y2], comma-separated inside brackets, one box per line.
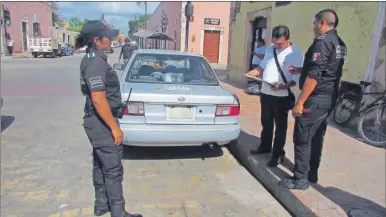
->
[81, 20, 119, 40]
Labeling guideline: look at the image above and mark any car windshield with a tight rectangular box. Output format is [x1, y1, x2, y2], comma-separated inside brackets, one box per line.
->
[125, 53, 219, 86]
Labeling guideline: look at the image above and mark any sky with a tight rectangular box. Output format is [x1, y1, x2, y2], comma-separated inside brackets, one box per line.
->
[58, 2, 160, 35]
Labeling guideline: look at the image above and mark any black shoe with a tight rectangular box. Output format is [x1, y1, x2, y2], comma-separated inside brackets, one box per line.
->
[278, 178, 310, 190]
[308, 170, 319, 183]
[267, 154, 285, 167]
[110, 200, 143, 217]
[250, 147, 271, 155]
[94, 186, 109, 216]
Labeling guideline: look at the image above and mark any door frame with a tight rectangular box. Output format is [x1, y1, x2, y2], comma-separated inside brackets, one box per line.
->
[20, 19, 29, 52]
[245, 7, 272, 73]
[200, 26, 223, 63]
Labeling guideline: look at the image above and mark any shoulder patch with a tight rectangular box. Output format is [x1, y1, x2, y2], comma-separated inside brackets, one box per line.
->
[312, 53, 321, 62]
[316, 34, 326, 40]
[87, 52, 96, 59]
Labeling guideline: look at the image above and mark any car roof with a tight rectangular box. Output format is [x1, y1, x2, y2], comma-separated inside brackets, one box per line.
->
[134, 49, 203, 57]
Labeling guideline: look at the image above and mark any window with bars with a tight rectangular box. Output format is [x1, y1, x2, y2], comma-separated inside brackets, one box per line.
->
[32, 22, 41, 36]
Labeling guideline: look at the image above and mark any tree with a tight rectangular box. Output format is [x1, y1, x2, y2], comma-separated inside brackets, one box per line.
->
[136, 1, 148, 29]
[67, 18, 88, 32]
[50, 2, 61, 26]
[128, 14, 151, 36]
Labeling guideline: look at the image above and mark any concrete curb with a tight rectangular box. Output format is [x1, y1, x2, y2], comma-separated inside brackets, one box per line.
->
[227, 141, 316, 217]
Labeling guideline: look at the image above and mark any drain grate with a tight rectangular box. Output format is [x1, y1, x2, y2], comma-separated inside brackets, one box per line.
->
[347, 208, 385, 217]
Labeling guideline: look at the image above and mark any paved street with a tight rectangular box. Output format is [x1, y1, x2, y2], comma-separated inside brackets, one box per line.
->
[0, 51, 290, 217]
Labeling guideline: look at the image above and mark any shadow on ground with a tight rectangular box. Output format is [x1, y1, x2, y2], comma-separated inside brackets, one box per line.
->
[1, 115, 15, 132]
[231, 130, 386, 217]
[122, 145, 224, 160]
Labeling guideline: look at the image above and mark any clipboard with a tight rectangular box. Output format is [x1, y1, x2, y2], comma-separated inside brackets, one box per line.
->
[244, 75, 275, 87]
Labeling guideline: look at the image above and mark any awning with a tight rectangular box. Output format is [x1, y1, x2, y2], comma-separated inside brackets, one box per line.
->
[132, 30, 175, 41]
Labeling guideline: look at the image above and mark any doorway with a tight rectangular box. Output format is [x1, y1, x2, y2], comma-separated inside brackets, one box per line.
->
[203, 30, 220, 63]
[21, 21, 28, 52]
[249, 17, 267, 70]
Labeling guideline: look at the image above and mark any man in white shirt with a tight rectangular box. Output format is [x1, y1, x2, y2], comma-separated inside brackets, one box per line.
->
[6, 34, 14, 56]
[247, 25, 304, 167]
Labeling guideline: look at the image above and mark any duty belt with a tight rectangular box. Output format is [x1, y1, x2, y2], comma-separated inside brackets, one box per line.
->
[85, 109, 119, 118]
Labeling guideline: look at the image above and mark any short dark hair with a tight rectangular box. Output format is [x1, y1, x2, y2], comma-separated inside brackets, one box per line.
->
[315, 9, 338, 28]
[272, 25, 290, 40]
[257, 38, 265, 45]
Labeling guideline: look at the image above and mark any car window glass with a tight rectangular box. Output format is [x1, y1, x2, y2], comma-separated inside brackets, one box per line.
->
[125, 54, 218, 86]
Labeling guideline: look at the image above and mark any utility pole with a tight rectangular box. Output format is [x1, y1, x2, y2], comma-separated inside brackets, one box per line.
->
[184, 1, 193, 52]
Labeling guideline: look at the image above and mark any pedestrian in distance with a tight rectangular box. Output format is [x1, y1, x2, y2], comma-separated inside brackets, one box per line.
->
[247, 25, 304, 167]
[279, 9, 347, 190]
[76, 20, 143, 217]
[119, 38, 133, 66]
[6, 34, 14, 56]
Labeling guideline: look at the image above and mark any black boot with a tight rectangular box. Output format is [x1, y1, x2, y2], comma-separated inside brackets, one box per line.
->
[94, 186, 109, 216]
[278, 178, 310, 190]
[250, 146, 271, 155]
[267, 153, 285, 167]
[308, 169, 319, 183]
[110, 200, 143, 217]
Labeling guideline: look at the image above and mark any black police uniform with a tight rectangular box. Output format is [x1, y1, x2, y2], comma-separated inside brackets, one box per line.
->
[119, 43, 133, 62]
[80, 48, 142, 217]
[282, 29, 347, 190]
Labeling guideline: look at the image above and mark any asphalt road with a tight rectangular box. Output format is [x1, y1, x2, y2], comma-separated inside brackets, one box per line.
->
[0, 50, 290, 217]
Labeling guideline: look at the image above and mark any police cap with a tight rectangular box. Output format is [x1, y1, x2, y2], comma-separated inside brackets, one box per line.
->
[81, 20, 119, 40]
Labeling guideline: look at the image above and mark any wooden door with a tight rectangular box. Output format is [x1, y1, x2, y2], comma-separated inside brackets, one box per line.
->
[203, 30, 220, 63]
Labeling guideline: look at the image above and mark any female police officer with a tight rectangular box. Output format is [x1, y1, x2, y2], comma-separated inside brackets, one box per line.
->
[75, 20, 143, 217]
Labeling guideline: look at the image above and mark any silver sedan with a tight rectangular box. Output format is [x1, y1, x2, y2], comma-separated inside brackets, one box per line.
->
[113, 49, 240, 147]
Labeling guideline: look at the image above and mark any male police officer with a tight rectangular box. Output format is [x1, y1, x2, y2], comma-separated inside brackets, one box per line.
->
[78, 20, 142, 217]
[119, 38, 133, 65]
[279, 9, 347, 190]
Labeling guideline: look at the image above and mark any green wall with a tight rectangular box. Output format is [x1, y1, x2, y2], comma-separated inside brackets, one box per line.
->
[228, 2, 379, 84]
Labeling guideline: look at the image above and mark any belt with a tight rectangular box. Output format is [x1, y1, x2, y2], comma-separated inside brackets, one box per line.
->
[85, 109, 119, 118]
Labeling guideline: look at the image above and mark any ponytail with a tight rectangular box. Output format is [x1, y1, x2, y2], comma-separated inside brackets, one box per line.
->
[75, 33, 87, 49]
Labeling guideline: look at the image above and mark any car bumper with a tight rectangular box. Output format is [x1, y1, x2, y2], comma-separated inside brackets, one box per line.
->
[120, 123, 240, 146]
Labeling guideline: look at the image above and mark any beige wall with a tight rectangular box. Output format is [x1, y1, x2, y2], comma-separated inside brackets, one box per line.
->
[52, 28, 79, 46]
[228, 2, 380, 86]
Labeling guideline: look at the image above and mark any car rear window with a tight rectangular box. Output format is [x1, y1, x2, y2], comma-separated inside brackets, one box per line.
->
[125, 53, 219, 86]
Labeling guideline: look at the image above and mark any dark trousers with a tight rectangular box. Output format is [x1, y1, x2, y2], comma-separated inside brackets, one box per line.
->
[259, 93, 290, 158]
[293, 95, 333, 180]
[84, 115, 124, 203]
[92, 145, 124, 203]
[7, 46, 13, 55]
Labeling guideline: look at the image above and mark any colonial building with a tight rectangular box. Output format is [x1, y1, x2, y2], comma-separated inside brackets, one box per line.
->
[1, 2, 53, 54]
[146, 1, 231, 65]
[227, 2, 385, 92]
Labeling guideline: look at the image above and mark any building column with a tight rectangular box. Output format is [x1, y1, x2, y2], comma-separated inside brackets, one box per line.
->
[364, 1, 385, 82]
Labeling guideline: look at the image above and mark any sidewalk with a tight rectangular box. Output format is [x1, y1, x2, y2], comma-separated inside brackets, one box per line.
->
[218, 75, 386, 217]
[1, 52, 31, 59]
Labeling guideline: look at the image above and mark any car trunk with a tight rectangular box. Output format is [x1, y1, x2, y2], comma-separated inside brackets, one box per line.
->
[120, 83, 235, 125]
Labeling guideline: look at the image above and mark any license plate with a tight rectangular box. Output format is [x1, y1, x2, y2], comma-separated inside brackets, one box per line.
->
[166, 106, 195, 120]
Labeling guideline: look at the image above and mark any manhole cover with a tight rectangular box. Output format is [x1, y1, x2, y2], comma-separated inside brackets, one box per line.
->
[347, 208, 385, 217]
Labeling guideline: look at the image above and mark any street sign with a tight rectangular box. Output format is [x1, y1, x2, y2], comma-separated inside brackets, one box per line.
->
[204, 18, 220, 25]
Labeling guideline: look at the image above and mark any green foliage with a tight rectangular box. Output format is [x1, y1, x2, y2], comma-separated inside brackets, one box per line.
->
[128, 14, 151, 36]
[67, 18, 88, 32]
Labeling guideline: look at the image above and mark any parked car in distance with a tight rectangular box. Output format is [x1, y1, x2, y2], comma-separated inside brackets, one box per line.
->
[112, 49, 240, 147]
[76, 46, 87, 54]
[60, 43, 74, 56]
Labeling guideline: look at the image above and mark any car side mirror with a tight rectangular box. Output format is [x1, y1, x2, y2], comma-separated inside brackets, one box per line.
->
[113, 63, 123, 70]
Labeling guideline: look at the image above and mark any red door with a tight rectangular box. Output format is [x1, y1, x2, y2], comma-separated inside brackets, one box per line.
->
[203, 30, 220, 63]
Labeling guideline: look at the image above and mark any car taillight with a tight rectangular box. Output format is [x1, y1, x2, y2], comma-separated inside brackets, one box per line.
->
[215, 104, 240, 116]
[123, 102, 144, 116]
